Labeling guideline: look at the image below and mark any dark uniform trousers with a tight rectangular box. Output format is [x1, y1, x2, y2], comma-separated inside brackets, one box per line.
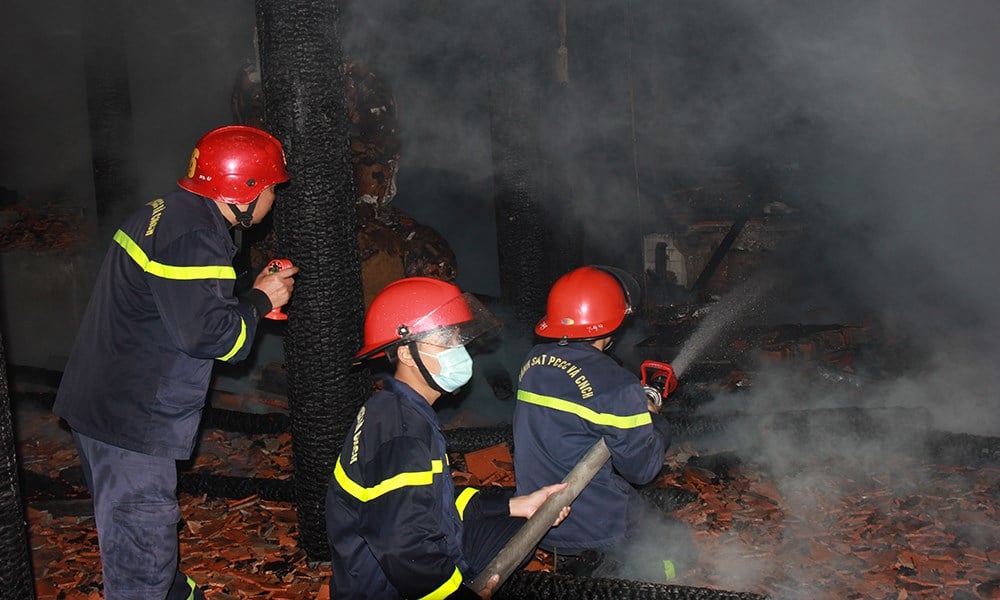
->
[74, 432, 203, 600]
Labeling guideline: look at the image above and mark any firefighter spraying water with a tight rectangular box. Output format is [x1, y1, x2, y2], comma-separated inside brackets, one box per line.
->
[477, 272, 782, 591]
[476, 265, 682, 592]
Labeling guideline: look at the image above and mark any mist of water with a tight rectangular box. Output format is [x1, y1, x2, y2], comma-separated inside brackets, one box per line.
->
[670, 274, 775, 378]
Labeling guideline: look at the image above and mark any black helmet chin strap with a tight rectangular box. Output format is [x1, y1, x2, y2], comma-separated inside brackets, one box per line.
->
[408, 341, 447, 394]
[228, 199, 257, 229]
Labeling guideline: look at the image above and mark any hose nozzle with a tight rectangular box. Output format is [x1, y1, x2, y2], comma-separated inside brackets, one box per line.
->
[640, 360, 677, 408]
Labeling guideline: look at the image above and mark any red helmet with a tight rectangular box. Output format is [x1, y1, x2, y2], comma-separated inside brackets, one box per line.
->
[177, 125, 289, 204]
[535, 266, 634, 341]
[356, 277, 501, 362]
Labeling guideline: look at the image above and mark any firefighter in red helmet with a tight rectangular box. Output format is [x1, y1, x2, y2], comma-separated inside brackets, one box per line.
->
[177, 124, 292, 227]
[512, 266, 690, 582]
[326, 277, 570, 599]
[53, 125, 298, 600]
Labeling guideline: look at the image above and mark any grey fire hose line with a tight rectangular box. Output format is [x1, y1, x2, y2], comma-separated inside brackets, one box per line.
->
[471, 438, 612, 593]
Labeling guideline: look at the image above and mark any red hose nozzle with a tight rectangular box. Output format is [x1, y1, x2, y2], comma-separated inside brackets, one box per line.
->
[640, 360, 677, 408]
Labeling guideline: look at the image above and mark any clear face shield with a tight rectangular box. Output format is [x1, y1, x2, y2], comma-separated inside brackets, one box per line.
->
[410, 292, 503, 350]
[592, 265, 641, 315]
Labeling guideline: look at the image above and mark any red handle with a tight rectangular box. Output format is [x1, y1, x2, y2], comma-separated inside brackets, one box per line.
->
[640, 360, 677, 398]
[264, 259, 294, 321]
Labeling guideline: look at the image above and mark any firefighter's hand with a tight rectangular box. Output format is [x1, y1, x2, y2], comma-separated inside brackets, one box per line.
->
[509, 482, 571, 525]
[253, 264, 299, 310]
[477, 574, 500, 599]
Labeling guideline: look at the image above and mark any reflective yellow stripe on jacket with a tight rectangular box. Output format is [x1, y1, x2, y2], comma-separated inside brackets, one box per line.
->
[333, 456, 444, 502]
[454, 487, 478, 520]
[114, 230, 245, 361]
[334, 456, 462, 598]
[114, 230, 237, 280]
[517, 389, 652, 429]
[184, 576, 198, 600]
[418, 566, 463, 600]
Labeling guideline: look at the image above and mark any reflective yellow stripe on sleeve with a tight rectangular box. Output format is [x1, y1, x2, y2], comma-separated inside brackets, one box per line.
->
[184, 576, 198, 600]
[454, 487, 478, 520]
[334, 456, 444, 502]
[216, 318, 247, 361]
[517, 389, 652, 429]
[114, 230, 237, 280]
[418, 566, 464, 600]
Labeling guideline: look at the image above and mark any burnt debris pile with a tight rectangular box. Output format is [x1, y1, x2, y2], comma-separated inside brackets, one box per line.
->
[11, 308, 1000, 596]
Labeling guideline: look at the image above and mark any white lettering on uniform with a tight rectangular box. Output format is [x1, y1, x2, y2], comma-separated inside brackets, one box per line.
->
[349, 406, 366, 464]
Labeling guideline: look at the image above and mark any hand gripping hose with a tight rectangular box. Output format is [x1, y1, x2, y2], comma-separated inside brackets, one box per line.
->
[471, 438, 612, 593]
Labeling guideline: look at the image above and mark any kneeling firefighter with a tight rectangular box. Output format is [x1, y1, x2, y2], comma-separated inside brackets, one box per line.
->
[326, 277, 570, 599]
[512, 265, 694, 582]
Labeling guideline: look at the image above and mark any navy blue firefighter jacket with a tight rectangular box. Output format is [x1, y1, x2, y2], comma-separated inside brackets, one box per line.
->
[512, 341, 670, 553]
[53, 189, 271, 459]
[326, 375, 510, 599]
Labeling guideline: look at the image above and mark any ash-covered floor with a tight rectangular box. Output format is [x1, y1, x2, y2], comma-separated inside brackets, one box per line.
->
[12, 315, 1000, 600]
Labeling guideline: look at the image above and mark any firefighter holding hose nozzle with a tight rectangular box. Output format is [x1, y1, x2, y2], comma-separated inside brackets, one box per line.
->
[326, 277, 569, 599]
[513, 265, 693, 582]
[53, 125, 298, 600]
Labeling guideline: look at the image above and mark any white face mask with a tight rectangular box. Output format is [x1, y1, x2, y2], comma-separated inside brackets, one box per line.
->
[419, 346, 473, 392]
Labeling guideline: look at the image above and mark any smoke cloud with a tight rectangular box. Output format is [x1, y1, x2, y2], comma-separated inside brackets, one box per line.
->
[340, 2, 1000, 596]
[341, 0, 1000, 430]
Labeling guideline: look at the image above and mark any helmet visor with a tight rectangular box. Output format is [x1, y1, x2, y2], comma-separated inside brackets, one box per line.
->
[411, 292, 502, 349]
[593, 265, 641, 314]
[354, 291, 502, 363]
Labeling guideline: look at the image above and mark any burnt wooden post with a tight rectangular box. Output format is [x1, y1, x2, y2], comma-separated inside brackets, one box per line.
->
[255, 0, 369, 560]
[488, 3, 582, 331]
[487, 4, 551, 331]
[82, 0, 137, 238]
[0, 331, 36, 599]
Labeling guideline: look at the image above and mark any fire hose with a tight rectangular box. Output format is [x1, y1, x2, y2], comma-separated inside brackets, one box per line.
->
[470, 437, 612, 594]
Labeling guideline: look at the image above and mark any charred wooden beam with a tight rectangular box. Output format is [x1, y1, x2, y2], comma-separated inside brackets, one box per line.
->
[178, 473, 295, 503]
[201, 406, 289, 435]
[923, 431, 1000, 467]
[444, 425, 514, 454]
[497, 570, 768, 600]
[689, 217, 748, 297]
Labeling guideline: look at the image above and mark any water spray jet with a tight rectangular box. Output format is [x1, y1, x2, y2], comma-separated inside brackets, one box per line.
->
[670, 274, 775, 378]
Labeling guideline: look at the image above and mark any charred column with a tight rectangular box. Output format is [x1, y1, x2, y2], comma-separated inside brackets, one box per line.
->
[540, 0, 584, 282]
[82, 0, 137, 237]
[255, 0, 369, 559]
[0, 332, 35, 599]
[487, 4, 552, 329]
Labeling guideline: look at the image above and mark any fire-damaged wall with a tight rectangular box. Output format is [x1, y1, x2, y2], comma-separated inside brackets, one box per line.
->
[640, 166, 806, 318]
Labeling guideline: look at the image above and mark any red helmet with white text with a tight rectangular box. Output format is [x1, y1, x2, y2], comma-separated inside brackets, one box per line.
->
[177, 125, 289, 205]
[535, 265, 637, 342]
[356, 277, 501, 362]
